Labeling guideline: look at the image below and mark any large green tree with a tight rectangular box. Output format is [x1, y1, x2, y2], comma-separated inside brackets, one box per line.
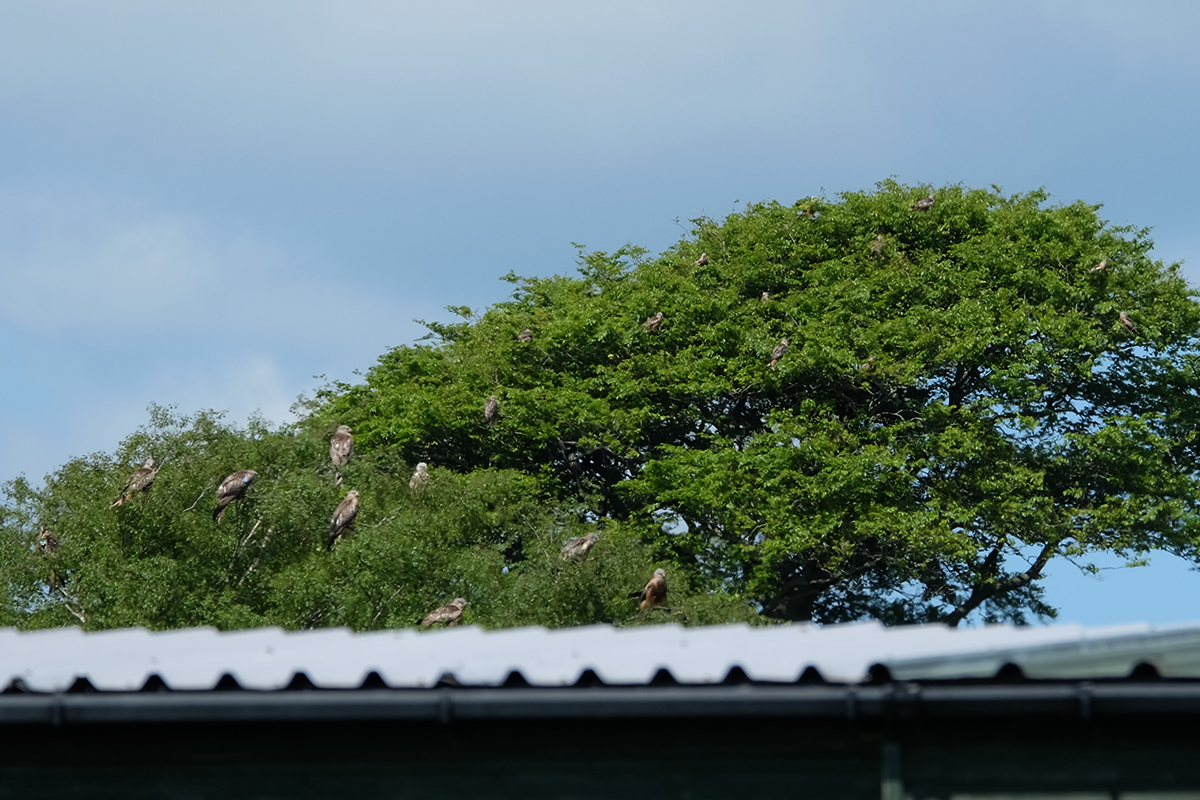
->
[5, 181, 1200, 631]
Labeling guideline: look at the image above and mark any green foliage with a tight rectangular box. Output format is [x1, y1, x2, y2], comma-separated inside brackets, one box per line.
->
[6, 180, 1200, 631]
[0, 406, 707, 631]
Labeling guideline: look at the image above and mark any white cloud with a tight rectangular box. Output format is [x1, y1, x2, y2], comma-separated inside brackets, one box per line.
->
[1, 211, 221, 330]
[148, 356, 301, 431]
[0, 188, 426, 484]
[0, 189, 412, 348]
[0, 352, 304, 485]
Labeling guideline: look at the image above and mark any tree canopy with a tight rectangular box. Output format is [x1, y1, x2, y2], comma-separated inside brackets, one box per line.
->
[5, 180, 1200, 631]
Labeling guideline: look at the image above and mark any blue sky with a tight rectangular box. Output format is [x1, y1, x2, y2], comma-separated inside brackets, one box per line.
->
[3, 1, 1199, 625]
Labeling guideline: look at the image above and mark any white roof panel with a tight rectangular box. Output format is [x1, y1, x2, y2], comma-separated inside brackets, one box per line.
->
[4, 619, 1200, 692]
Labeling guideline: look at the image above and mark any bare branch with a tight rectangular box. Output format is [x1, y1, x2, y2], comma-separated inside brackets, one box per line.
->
[370, 587, 405, 626]
[236, 527, 274, 588]
[183, 480, 216, 512]
[57, 587, 86, 624]
[944, 541, 1057, 627]
[239, 517, 265, 550]
[225, 517, 264, 574]
[369, 505, 406, 529]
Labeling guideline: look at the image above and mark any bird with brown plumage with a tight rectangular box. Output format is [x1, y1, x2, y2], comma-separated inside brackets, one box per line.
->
[517, 328, 533, 343]
[769, 338, 789, 370]
[560, 531, 599, 562]
[630, 568, 668, 611]
[912, 194, 935, 212]
[1119, 312, 1139, 334]
[35, 527, 60, 591]
[1090, 259, 1108, 273]
[214, 469, 257, 522]
[485, 395, 501, 428]
[330, 425, 353, 468]
[110, 458, 159, 507]
[36, 528, 58, 555]
[761, 292, 770, 303]
[327, 490, 360, 549]
[642, 312, 664, 332]
[694, 252, 709, 267]
[870, 234, 886, 258]
[409, 462, 430, 492]
[421, 598, 468, 628]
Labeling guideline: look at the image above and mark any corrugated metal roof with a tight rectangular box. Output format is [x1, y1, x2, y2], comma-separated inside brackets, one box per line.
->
[3, 619, 1199, 693]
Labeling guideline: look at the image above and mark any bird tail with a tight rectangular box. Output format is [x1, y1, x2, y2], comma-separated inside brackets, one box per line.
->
[109, 495, 127, 509]
[213, 501, 228, 523]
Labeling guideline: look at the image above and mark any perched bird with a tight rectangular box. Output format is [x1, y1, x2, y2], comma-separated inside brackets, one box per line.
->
[111, 458, 159, 507]
[328, 490, 360, 549]
[770, 338, 789, 370]
[330, 425, 354, 468]
[1089, 259, 1108, 273]
[213, 469, 258, 522]
[421, 597, 468, 628]
[912, 194, 935, 212]
[485, 395, 501, 428]
[858, 355, 878, 375]
[409, 462, 431, 492]
[36, 528, 60, 590]
[631, 568, 668, 611]
[761, 292, 771, 303]
[694, 252, 709, 267]
[560, 531, 600, 562]
[36, 527, 59, 555]
[869, 234, 886, 258]
[642, 312, 664, 332]
[1119, 311, 1138, 334]
[517, 328, 533, 343]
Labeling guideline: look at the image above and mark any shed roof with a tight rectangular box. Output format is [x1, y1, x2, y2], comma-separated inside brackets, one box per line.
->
[4, 619, 1200, 693]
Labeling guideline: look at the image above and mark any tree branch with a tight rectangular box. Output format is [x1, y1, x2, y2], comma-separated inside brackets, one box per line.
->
[236, 527, 274, 588]
[943, 541, 1056, 627]
[57, 587, 86, 624]
[225, 517, 264, 574]
[371, 587, 405, 626]
[183, 480, 216, 512]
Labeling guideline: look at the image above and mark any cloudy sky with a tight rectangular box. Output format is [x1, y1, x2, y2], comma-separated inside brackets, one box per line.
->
[3, 1, 1199, 625]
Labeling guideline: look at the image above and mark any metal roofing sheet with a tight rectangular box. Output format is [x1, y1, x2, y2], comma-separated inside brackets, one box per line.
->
[3, 620, 1200, 693]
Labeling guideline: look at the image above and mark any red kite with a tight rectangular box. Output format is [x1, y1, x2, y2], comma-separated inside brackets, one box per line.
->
[330, 425, 354, 468]
[328, 490, 360, 549]
[560, 531, 599, 562]
[633, 568, 668, 611]
[422, 598, 468, 628]
[111, 459, 159, 507]
[409, 462, 430, 492]
[770, 338, 789, 370]
[214, 469, 258, 522]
